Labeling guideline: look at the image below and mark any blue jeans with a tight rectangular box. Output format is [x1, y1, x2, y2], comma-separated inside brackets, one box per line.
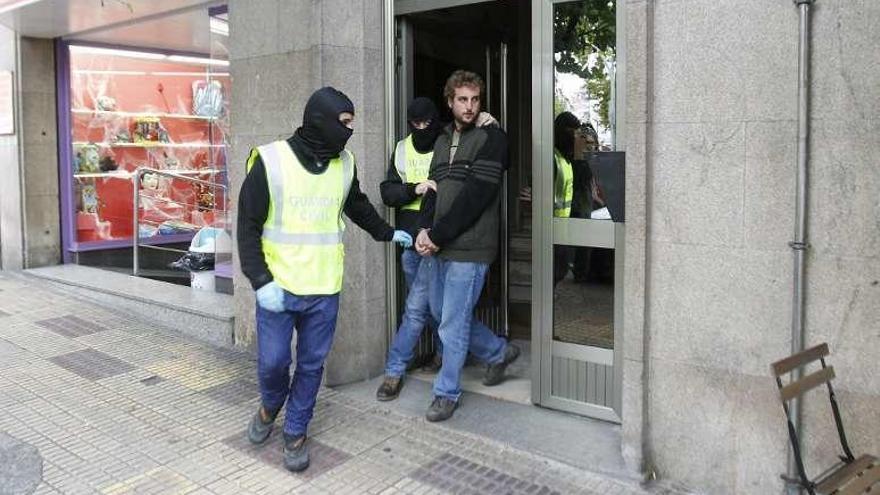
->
[385, 256, 437, 377]
[432, 258, 506, 400]
[401, 249, 441, 355]
[400, 248, 422, 288]
[256, 291, 339, 437]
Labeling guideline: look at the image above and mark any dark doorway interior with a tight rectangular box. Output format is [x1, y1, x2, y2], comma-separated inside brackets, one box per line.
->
[404, 0, 533, 343]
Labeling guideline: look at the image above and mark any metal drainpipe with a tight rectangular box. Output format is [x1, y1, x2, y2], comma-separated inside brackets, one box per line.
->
[787, 0, 814, 493]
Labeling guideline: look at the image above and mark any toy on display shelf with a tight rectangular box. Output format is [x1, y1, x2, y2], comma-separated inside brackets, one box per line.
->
[132, 117, 170, 143]
[195, 183, 216, 211]
[76, 143, 101, 173]
[192, 80, 224, 118]
[80, 184, 98, 213]
[111, 129, 131, 144]
[162, 152, 180, 171]
[95, 95, 117, 112]
[99, 155, 119, 172]
[140, 171, 173, 201]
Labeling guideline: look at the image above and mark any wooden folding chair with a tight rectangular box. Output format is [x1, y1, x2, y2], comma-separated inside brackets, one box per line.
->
[772, 343, 880, 494]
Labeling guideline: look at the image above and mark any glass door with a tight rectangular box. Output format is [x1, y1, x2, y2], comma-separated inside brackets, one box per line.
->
[531, 0, 623, 421]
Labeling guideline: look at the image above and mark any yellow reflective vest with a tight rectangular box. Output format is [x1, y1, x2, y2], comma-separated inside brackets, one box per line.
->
[394, 135, 433, 211]
[554, 149, 573, 218]
[248, 140, 354, 295]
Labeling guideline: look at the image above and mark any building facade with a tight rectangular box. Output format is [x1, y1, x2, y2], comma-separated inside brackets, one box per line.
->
[0, 1, 877, 493]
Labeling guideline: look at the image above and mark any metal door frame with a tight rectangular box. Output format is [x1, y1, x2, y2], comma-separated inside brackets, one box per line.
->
[394, 0, 494, 16]
[530, 0, 625, 422]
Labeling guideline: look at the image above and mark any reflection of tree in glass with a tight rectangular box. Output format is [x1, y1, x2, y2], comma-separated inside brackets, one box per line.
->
[554, 1, 615, 129]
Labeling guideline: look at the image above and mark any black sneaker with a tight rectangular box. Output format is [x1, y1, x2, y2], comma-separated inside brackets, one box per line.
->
[425, 396, 459, 422]
[283, 434, 309, 472]
[483, 344, 521, 386]
[420, 354, 442, 373]
[247, 405, 279, 445]
[376, 375, 404, 402]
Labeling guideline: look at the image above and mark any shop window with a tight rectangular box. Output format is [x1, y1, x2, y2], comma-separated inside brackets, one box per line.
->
[63, 43, 229, 251]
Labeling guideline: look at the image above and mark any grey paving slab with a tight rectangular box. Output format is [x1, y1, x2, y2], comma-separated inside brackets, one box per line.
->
[35, 315, 107, 339]
[409, 452, 562, 495]
[0, 431, 43, 495]
[48, 349, 134, 381]
[202, 378, 260, 405]
[223, 431, 353, 482]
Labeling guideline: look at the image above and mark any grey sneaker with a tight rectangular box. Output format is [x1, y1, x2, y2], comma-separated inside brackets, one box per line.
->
[376, 375, 404, 401]
[483, 344, 521, 386]
[283, 434, 309, 472]
[425, 396, 459, 422]
[247, 405, 279, 445]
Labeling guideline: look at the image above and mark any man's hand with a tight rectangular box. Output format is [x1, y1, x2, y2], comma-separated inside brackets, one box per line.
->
[415, 229, 438, 256]
[476, 112, 499, 128]
[414, 180, 437, 196]
[519, 186, 532, 202]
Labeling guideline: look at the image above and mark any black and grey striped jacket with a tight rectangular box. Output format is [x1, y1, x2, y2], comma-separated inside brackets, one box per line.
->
[424, 123, 507, 264]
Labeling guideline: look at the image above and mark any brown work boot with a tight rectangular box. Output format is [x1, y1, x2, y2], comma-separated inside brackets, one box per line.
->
[376, 375, 404, 401]
[421, 354, 442, 373]
[483, 344, 521, 386]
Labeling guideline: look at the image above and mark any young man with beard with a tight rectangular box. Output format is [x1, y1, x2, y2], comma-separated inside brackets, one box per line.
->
[377, 71, 520, 421]
[237, 87, 413, 472]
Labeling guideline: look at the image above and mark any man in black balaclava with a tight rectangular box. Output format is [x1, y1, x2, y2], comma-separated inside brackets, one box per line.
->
[237, 87, 412, 473]
[376, 98, 443, 397]
[295, 87, 356, 164]
[519, 111, 581, 285]
[407, 96, 444, 152]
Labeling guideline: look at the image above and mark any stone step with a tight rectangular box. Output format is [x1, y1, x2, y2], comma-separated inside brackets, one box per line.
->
[24, 264, 236, 348]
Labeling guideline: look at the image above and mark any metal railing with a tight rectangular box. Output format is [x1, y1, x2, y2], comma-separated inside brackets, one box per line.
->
[132, 168, 228, 278]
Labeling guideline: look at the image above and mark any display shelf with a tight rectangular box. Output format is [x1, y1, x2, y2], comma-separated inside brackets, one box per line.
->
[72, 141, 224, 149]
[71, 108, 218, 121]
[73, 169, 224, 179]
[71, 232, 196, 252]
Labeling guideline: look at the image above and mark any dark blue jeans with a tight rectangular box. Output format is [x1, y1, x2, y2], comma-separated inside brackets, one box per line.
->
[256, 291, 339, 437]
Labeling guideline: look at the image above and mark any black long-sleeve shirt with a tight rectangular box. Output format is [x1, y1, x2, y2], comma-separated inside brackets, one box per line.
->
[237, 137, 394, 290]
[379, 150, 421, 235]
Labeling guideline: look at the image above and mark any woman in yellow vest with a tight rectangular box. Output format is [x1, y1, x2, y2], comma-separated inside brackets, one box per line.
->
[237, 87, 412, 472]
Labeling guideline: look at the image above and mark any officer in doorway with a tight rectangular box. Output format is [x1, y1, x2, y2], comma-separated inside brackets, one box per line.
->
[237, 87, 413, 472]
[380, 97, 443, 371]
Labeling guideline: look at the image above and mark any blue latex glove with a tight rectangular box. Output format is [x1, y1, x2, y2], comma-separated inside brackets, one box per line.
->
[392, 230, 413, 248]
[256, 281, 284, 312]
